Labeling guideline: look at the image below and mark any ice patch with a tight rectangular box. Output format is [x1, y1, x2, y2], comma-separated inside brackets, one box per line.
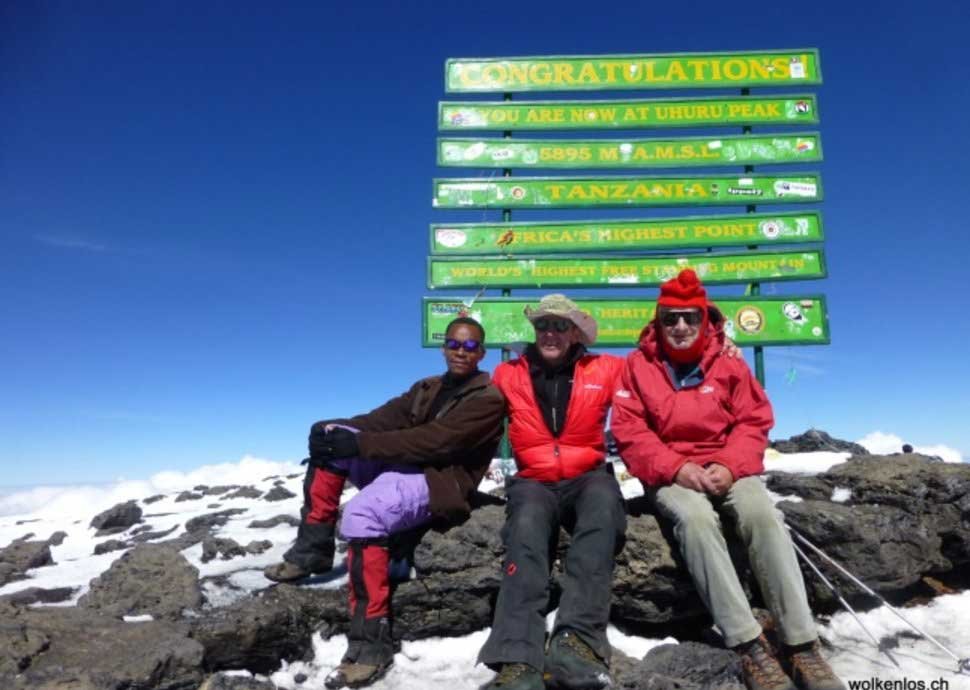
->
[831, 487, 852, 503]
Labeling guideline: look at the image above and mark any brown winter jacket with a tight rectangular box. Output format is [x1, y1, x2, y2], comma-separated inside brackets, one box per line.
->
[321, 370, 504, 526]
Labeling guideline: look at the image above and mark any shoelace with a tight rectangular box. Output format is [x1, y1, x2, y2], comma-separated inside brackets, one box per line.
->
[744, 642, 790, 686]
[791, 646, 835, 680]
[562, 633, 601, 664]
[496, 663, 531, 684]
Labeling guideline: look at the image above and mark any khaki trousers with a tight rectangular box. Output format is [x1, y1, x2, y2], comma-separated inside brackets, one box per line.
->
[650, 476, 817, 647]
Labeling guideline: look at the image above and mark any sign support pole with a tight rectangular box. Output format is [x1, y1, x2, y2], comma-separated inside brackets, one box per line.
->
[741, 87, 766, 388]
[500, 91, 513, 461]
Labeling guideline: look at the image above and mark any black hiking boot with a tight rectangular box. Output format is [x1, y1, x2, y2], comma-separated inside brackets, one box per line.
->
[266, 522, 337, 581]
[544, 630, 613, 689]
[480, 663, 544, 690]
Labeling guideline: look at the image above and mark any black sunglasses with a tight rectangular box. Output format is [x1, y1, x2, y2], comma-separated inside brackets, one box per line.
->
[444, 338, 481, 352]
[533, 318, 573, 333]
[659, 310, 704, 327]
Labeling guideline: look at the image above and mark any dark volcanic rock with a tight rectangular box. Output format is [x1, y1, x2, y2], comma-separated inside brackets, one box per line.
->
[393, 504, 507, 639]
[176, 490, 204, 502]
[226, 486, 264, 500]
[46, 531, 67, 546]
[192, 584, 346, 673]
[771, 428, 869, 456]
[199, 673, 276, 689]
[766, 455, 970, 603]
[781, 500, 950, 601]
[202, 537, 247, 563]
[0, 586, 77, 606]
[186, 508, 248, 534]
[78, 544, 203, 621]
[617, 641, 743, 690]
[0, 562, 17, 586]
[765, 473, 835, 501]
[93, 538, 129, 555]
[203, 485, 238, 496]
[0, 539, 54, 572]
[131, 523, 180, 543]
[245, 540, 272, 555]
[143, 493, 166, 504]
[0, 601, 204, 689]
[90, 499, 143, 535]
[263, 486, 296, 502]
[248, 514, 299, 529]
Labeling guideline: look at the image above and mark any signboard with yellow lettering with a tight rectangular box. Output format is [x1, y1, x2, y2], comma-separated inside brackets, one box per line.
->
[430, 212, 822, 255]
[438, 133, 821, 169]
[439, 95, 819, 130]
[446, 50, 821, 92]
[423, 296, 829, 347]
[433, 174, 822, 208]
[428, 250, 825, 289]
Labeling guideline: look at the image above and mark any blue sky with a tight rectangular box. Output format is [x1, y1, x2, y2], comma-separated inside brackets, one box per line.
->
[2, 2, 968, 487]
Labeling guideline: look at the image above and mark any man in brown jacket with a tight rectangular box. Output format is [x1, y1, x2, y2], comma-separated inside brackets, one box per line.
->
[264, 316, 505, 689]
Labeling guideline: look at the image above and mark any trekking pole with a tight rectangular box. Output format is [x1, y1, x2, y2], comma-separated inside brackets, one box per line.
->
[787, 526, 970, 675]
[790, 539, 900, 668]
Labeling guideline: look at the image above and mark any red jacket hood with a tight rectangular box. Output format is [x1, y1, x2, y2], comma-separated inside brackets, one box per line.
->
[637, 307, 727, 373]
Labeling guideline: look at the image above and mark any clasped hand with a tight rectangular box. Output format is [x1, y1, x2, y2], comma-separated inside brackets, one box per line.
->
[674, 462, 733, 496]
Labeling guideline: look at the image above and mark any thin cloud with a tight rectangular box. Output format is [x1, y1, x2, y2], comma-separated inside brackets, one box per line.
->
[34, 235, 109, 252]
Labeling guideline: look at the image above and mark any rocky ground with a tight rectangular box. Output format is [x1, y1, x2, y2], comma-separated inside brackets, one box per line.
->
[2, 443, 969, 689]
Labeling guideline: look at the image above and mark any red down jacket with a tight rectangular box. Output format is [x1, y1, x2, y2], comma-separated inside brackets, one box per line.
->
[494, 352, 624, 482]
[611, 322, 774, 487]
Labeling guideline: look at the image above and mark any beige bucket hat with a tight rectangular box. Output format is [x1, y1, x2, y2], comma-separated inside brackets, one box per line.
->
[524, 293, 598, 346]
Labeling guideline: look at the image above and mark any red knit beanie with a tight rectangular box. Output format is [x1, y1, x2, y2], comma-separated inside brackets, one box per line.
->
[656, 269, 709, 364]
[658, 269, 708, 309]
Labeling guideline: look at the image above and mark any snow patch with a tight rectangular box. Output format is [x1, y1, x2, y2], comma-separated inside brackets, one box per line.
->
[831, 487, 852, 503]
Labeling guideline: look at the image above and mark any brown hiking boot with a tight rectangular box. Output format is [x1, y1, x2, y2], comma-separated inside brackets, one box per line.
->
[785, 642, 846, 690]
[263, 560, 312, 582]
[735, 635, 797, 690]
[324, 659, 393, 689]
[480, 663, 544, 690]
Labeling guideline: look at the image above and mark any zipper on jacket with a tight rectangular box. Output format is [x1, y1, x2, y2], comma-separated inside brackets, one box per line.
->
[552, 378, 559, 435]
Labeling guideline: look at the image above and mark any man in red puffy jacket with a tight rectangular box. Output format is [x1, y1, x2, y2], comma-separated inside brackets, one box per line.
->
[478, 294, 626, 690]
[611, 269, 844, 690]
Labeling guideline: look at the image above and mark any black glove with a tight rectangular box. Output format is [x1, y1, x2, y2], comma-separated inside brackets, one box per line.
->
[309, 427, 359, 460]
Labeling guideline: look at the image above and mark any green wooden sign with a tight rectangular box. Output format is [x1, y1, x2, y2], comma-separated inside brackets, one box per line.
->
[429, 250, 825, 289]
[446, 50, 821, 92]
[438, 133, 821, 169]
[423, 296, 829, 347]
[430, 212, 822, 255]
[440, 95, 819, 130]
[433, 174, 822, 209]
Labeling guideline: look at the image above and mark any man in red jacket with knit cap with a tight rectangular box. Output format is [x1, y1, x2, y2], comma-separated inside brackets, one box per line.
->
[611, 269, 844, 690]
[478, 294, 627, 690]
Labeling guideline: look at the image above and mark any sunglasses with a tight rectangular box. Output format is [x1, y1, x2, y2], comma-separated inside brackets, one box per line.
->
[533, 318, 573, 333]
[444, 338, 481, 353]
[659, 310, 704, 327]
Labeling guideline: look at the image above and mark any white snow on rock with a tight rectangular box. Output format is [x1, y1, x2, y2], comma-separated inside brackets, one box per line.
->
[2, 448, 970, 687]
